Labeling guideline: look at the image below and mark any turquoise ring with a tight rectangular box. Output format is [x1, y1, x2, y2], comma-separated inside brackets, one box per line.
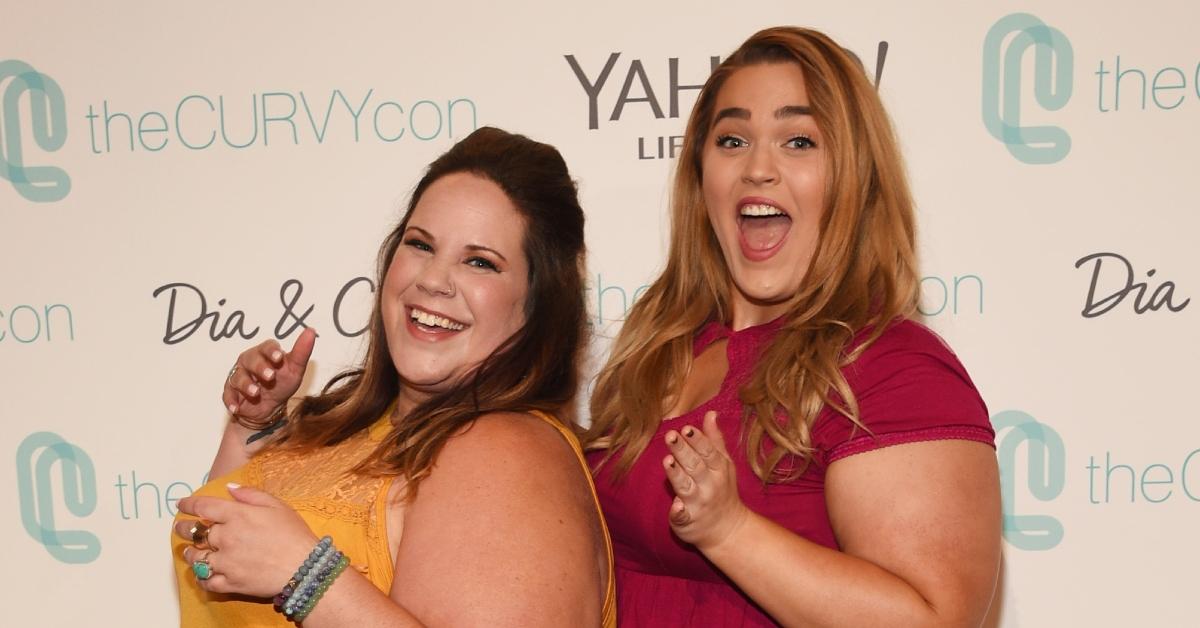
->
[192, 558, 213, 580]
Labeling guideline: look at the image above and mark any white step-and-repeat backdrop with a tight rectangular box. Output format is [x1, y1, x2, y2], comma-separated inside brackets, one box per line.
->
[4, 2, 1196, 625]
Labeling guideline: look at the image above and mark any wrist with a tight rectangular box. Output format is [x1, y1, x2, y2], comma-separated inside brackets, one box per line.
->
[697, 503, 755, 560]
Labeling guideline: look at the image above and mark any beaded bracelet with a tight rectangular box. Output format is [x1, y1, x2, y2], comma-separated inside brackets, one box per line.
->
[293, 555, 350, 621]
[285, 550, 342, 617]
[274, 536, 351, 622]
[274, 536, 333, 614]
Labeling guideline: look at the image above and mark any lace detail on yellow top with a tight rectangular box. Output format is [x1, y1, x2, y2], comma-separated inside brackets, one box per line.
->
[245, 416, 394, 524]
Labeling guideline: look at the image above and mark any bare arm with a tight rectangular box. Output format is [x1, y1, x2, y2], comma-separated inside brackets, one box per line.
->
[665, 414, 1000, 627]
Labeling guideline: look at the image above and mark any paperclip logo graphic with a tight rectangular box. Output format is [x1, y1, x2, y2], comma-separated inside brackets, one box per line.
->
[16, 432, 101, 563]
[982, 14, 1073, 164]
[0, 60, 70, 202]
[993, 410, 1065, 551]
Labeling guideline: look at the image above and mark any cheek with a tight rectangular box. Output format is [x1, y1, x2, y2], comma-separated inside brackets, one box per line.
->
[467, 282, 527, 339]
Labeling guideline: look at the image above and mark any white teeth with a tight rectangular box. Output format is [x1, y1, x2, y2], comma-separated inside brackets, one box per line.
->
[739, 203, 786, 217]
[410, 308, 465, 331]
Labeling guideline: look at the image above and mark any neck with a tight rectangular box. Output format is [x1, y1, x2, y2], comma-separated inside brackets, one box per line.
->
[393, 386, 431, 423]
[729, 293, 790, 330]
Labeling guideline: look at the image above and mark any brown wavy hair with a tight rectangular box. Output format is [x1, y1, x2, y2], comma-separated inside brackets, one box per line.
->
[585, 27, 920, 482]
[269, 126, 587, 495]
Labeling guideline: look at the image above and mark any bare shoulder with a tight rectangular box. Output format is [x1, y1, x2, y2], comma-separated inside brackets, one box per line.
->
[391, 411, 605, 626]
[435, 411, 582, 478]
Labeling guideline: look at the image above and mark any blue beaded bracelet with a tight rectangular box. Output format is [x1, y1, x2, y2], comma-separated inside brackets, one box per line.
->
[275, 536, 335, 616]
[293, 555, 350, 621]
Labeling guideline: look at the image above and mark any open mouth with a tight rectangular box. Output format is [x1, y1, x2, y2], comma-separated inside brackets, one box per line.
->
[408, 306, 467, 333]
[737, 200, 792, 260]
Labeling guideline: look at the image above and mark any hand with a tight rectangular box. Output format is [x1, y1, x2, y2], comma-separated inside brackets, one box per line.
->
[223, 327, 316, 425]
[175, 484, 319, 597]
[663, 411, 751, 552]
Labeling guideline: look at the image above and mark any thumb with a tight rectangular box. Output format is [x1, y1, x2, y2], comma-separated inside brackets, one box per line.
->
[286, 327, 317, 370]
[668, 497, 690, 527]
[226, 483, 283, 507]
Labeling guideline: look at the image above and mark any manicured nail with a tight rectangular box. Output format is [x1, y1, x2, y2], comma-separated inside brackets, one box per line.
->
[226, 482, 241, 490]
[271, 350, 283, 362]
[683, 427, 695, 438]
[262, 368, 275, 380]
[248, 384, 259, 395]
[667, 457, 676, 468]
[227, 404, 238, 414]
[666, 432, 678, 444]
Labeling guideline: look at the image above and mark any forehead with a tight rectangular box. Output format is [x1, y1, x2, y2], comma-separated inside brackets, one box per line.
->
[409, 172, 525, 242]
[713, 62, 811, 113]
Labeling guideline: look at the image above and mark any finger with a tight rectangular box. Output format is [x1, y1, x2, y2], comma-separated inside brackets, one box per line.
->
[228, 365, 262, 401]
[684, 416, 722, 471]
[222, 385, 243, 416]
[286, 327, 317, 370]
[668, 496, 691, 527]
[242, 349, 279, 384]
[177, 496, 236, 522]
[182, 546, 214, 564]
[174, 517, 205, 541]
[255, 339, 285, 367]
[663, 454, 695, 496]
[197, 573, 231, 594]
[226, 483, 283, 508]
[665, 429, 705, 475]
[701, 411, 728, 453]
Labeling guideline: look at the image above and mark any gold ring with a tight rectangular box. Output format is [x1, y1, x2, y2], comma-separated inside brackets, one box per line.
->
[189, 520, 218, 551]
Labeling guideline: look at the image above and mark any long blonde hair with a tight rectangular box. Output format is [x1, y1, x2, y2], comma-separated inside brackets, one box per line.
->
[585, 27, 920, 482]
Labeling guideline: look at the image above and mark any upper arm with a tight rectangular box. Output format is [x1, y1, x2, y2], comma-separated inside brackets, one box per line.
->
[388, 413, 605, 627]
[826, 439, 1001, 625]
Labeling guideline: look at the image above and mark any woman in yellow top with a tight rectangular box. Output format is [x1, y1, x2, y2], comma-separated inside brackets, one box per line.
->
[171, 127, 615, 627]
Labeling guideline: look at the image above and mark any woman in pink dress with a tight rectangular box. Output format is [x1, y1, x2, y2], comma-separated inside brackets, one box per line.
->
[584, 26, 1001, 626]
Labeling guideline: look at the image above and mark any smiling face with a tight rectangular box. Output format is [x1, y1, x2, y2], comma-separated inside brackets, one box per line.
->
[700, 62, 827, 328]
[380, 172, 529, 407]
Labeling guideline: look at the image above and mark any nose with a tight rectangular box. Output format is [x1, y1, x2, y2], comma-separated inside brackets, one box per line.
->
[416, 260, 456, 298]
[741, 145, 779, 186]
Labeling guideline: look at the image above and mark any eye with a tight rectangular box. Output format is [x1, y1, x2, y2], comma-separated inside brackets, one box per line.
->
[466, 256, 499, 272]
[785, 135, 816, 150]
[404, 237, 432, 252]
[714, 134, 747, 149]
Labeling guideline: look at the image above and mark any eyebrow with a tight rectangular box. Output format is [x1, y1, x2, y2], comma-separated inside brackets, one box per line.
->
[404, 225, 508, 262]
[712, 105, 813, 123]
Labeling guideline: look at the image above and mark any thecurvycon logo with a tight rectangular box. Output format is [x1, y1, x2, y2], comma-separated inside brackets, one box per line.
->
[981, 13, 1073, 164]
[992, 410, 1066, 551]
[16, 432, 100, 563]
[0, 60, 70, 202]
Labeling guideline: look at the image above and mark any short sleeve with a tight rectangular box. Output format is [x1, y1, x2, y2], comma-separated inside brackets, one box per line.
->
[811, 320, 995, 466]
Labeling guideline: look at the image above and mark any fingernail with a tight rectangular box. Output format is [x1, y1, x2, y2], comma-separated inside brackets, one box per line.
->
[666, 432, 678, 444]
[667, 458, 676, 468]
[271, 351, 283, 362]
[248, 384, 259, 395]
[227, 404, 238, 414]
[683, 427, 695, 438]
[263, 368, 275, 380]
[226, 482, 241, 490]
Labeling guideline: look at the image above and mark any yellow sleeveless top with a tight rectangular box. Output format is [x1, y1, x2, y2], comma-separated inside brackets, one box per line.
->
[172, 410, 616, 627]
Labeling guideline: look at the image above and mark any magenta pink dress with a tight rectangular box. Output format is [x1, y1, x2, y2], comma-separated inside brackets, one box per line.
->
[589, 318, 995, 626]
